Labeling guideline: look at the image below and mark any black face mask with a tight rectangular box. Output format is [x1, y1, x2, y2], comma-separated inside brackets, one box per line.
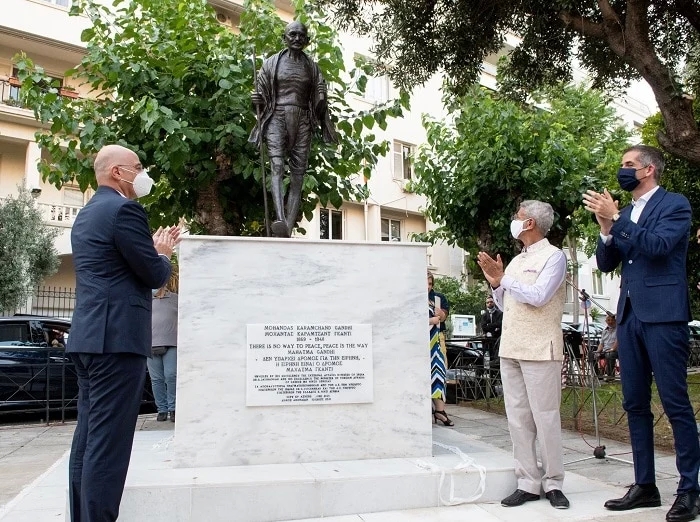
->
[617, 167, 641, 192]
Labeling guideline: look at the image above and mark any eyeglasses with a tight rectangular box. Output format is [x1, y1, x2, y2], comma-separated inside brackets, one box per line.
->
[115, 163, 143, 172]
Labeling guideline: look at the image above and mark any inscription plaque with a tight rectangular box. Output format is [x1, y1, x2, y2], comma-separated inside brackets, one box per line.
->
[246, 324, 373, 406]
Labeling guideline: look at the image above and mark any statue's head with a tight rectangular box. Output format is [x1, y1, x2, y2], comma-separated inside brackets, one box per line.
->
[283, 21, 310, 51]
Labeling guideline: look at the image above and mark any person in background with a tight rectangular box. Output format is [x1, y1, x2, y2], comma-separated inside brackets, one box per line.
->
[428, 272, 452, 426]
[595, 314, 618, 382]
[480, 295, 503, 338]
[149, 268, 179, 422]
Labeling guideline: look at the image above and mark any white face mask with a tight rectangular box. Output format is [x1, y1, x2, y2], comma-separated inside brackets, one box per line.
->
[121, 169, 154, 198]
[510, 219, 527, 239]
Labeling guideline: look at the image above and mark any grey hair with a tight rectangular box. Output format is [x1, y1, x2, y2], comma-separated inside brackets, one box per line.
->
[520, 200, 554, 236]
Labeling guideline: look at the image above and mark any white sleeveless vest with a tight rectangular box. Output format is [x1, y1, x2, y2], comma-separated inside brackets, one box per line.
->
[499, 239, 566, 361]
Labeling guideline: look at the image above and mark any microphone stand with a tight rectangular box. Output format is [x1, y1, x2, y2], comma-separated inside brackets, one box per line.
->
[564, 279, 632, 466]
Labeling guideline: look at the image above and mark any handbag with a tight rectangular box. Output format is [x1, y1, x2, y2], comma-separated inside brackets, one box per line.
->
[151, 346, 168, 356]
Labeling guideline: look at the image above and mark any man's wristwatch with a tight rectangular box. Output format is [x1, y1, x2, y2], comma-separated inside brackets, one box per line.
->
[611, 212, 620, 222]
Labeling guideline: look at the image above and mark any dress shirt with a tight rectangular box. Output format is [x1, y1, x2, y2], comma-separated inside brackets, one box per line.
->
[600, 185, 660, 243]
[492, 238, 567, 309]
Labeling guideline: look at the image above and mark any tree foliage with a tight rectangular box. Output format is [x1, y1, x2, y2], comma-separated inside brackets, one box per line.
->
[433, 276, 489, 318]
[412, 85, 631, 265]
[0, 188, 60, 313]
[15, 0, 408, 235]
[322, 0, 700, 165]
[640, 101, 700, 317]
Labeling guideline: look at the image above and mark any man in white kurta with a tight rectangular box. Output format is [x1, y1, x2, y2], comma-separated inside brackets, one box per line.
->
[477, 200, 568, 510]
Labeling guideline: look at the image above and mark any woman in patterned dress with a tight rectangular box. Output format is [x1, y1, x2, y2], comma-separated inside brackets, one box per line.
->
[429, 274, 453, 426]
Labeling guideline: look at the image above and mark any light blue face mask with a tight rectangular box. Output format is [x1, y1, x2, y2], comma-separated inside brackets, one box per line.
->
[152, 289, 159, 296]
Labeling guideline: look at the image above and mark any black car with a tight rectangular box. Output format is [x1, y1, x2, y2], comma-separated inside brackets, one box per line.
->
[0, 315, 154, 418]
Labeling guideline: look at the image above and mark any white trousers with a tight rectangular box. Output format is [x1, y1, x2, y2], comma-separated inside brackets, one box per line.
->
[501, 357, 564, 494]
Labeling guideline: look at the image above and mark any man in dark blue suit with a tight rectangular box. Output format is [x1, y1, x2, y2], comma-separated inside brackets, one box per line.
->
[67, 144, 179, 522]
[584, 145, 700, 522]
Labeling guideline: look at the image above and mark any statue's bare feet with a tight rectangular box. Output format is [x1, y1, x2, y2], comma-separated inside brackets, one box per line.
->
[271, 220, 290, 238]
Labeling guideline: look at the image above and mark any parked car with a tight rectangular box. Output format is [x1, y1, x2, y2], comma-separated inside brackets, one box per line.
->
[688, 322, 700, 367]
[0, 315, 155, 417]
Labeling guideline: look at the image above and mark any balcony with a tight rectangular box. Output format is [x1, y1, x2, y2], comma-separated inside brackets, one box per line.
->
[37, 202, 81, 227]
[0, 77, 23, 108]
[0, 77, 81, 109]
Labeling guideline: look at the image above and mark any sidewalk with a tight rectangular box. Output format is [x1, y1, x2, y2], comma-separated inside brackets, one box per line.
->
[0, 405, 681, 521]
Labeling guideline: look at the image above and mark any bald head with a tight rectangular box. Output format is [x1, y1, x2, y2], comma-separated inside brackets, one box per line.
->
[285, 21, 308, 36]
[94, 145, 139, 184]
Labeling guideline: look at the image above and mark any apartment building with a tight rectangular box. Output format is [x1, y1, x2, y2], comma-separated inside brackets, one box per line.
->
[0, 0, 654, 306]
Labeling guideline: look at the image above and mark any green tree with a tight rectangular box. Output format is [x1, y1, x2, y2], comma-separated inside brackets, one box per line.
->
[412, 85, 630, 264]
[15, 0, 407, 235]
[322, 0, 700, 165]
[0, 187, 60, 313]
[433, 276, 489, 318]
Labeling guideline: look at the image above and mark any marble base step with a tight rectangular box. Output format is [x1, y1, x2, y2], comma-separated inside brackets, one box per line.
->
[114, 428, 517, 522]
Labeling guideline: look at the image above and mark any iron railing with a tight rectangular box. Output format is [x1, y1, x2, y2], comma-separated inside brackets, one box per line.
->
[2, 286, 76, 319]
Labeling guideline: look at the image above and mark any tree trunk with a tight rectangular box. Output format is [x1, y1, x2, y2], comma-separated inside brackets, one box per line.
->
[560, 5, 700, 165]
[194, 154, 240, 236]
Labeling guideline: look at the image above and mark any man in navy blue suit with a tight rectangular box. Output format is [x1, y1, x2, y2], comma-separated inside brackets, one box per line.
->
[584, 145, 700, 522]
[67, 144, 180, 522]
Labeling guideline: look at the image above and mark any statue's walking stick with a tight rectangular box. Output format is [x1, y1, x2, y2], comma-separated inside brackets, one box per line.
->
[252, 50, 271, 237]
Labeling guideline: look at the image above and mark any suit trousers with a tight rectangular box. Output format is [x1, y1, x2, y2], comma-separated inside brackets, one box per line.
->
[69, 353, 147, 522]
[617, 305, 700, 493]
[501, 357, 564, 494]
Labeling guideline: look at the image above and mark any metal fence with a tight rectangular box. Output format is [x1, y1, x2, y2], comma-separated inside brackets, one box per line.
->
[448, 340, 700, 448]
[1, 286, 76, 318]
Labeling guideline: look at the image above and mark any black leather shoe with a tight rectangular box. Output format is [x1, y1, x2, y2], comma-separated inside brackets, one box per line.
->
[501, 489, 540, 507]
[604, 484, 661, 511]
[156, 412, 168, 422]
[666, 492, 699, 522]
[545, 489, 570, 509]
[169, 411, 175, 422]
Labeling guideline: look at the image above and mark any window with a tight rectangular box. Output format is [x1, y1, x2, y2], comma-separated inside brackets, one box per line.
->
[63, 186, 85, 207]
[393, 141, 414, 181]
[592, 270, 604, 295]
[381, 218, 401, 242]
[565, 267, 575, 304]
[40, 0, 71, 6]
[0, 323, 30, 344]
[365, 74, 390, 104]
[355, 54, 390, 104]
[319, 208, 343, 240]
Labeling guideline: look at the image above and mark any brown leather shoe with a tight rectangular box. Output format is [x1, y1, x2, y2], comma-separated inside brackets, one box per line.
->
[604, 484, 661, 511]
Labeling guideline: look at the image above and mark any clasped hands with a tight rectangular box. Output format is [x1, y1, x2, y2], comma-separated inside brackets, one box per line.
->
[153, 225, 182, 258]
[477, 251, 504, 289]
[582, 189, 619, 235]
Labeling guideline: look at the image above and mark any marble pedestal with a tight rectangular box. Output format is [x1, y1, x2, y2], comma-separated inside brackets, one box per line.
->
[174, 236, 432, 468]
[114, 236, 476, 521]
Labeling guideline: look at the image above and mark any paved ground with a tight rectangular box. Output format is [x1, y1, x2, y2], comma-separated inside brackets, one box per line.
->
[0, 414, 174, 508]
[0, 405, 684, 521]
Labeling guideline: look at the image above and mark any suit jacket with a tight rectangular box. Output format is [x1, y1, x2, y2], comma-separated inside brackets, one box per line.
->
[596, 187, 691, 324]
[480, 308, 503, 337]
[68, 186, 172, 356]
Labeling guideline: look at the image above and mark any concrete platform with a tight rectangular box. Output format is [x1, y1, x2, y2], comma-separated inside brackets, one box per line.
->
[0, 407, 677, 521]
